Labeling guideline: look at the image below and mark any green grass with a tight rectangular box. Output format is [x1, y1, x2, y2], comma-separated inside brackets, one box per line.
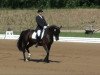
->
[60, 32, 100, 38]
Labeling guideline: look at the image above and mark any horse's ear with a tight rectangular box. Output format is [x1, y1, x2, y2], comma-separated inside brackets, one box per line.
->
[59, 26, 62, 29]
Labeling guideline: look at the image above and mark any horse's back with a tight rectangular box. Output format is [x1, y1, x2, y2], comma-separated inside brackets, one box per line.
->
[20, 29, 34, 40]
[22, 29, 34, 35]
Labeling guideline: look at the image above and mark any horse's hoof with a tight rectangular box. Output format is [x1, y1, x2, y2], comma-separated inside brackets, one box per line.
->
[24, 59, 29, 62]
[46, 60, 50, 63]
[44, 60, 50, 63]
[27, 57, 31, 61]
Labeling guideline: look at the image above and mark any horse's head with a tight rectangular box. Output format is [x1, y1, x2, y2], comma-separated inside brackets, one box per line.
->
[53, 25, 62, 41]
[46, 25, 62, 41]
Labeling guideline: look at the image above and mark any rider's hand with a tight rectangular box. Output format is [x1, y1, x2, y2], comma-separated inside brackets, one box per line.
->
[44, 26, 47, 29]
[47, 24, 49, 26]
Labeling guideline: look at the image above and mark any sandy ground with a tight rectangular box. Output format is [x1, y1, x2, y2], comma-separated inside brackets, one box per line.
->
[0, 40, 100, 75]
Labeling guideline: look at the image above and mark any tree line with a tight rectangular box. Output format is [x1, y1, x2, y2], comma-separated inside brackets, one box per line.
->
[0, 0, 100, 9]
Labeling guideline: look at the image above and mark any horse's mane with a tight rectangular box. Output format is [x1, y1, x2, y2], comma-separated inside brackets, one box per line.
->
[47, 25, 58, 30]
[43, 25, 60, 37]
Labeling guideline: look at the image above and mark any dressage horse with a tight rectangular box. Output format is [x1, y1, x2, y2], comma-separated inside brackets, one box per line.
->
[17, 25, 62, 63]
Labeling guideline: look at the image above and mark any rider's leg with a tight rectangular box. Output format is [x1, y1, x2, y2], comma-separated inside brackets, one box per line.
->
[37, 30, 41, 41]
[36, 30, 42, 47]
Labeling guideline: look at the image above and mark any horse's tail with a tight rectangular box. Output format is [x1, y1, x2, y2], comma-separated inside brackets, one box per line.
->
[17, 31, 24, 52]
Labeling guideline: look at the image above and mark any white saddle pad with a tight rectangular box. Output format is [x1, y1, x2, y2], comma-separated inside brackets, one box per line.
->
[32, 32, 36, 39]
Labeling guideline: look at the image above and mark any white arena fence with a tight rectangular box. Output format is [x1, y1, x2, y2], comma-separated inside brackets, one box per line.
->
[0, 31, 100, 43]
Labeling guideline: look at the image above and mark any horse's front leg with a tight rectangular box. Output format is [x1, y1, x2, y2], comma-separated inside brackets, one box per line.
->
[44, 52, 49, 63]
[43, 45, 51, 63]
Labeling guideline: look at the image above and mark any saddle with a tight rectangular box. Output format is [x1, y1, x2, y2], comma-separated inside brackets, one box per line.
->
[32, 26, 47, 47]
[32, 30, 43, 40]
[32, 26, 47, 40]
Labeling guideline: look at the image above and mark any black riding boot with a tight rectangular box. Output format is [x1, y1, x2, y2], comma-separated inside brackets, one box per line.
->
[35, 36, 41, 47]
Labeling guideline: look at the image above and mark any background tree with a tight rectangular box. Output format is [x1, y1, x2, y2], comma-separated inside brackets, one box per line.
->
[0, 0, 99, 9]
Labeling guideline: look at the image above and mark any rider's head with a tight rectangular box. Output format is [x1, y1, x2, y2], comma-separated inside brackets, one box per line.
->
[37, 9, 43, 15]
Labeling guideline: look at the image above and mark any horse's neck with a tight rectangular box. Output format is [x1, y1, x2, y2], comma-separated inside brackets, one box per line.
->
[44, 28, 54, 40]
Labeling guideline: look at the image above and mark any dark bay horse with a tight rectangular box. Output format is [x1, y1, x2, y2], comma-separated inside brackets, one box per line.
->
[17, 25, 62, 63]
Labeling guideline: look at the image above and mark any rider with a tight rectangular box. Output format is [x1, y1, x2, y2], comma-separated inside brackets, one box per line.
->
[35, 9, 48, 46]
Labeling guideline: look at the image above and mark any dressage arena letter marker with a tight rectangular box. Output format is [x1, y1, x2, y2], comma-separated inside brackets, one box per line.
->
[4, 31, 13, 39]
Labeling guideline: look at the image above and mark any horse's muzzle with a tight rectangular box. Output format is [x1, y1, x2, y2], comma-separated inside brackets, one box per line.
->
[55, 37, 59, 41]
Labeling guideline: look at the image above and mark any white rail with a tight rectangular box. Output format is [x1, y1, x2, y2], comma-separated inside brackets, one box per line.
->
[0, 34, 100, 43]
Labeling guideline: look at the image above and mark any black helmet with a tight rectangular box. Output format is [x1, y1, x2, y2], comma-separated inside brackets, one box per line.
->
[37, 9, 43, 13]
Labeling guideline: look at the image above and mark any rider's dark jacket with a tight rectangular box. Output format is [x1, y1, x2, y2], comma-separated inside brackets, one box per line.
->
[36, 15, 47, 31]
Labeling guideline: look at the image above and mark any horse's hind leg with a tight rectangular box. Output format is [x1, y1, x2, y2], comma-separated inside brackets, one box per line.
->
[26, 49, 31, 61]
[22, 49, 28, 61]
[22, 43, 29, 61]
[26, 47, 31, 61]
[26, 42, 34, 61]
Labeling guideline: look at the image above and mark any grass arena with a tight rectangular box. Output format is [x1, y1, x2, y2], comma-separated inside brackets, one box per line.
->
[0, 39, 100, 75]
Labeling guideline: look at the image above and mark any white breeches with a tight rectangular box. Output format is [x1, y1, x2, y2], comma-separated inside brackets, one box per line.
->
[37, 30, 41, 36]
